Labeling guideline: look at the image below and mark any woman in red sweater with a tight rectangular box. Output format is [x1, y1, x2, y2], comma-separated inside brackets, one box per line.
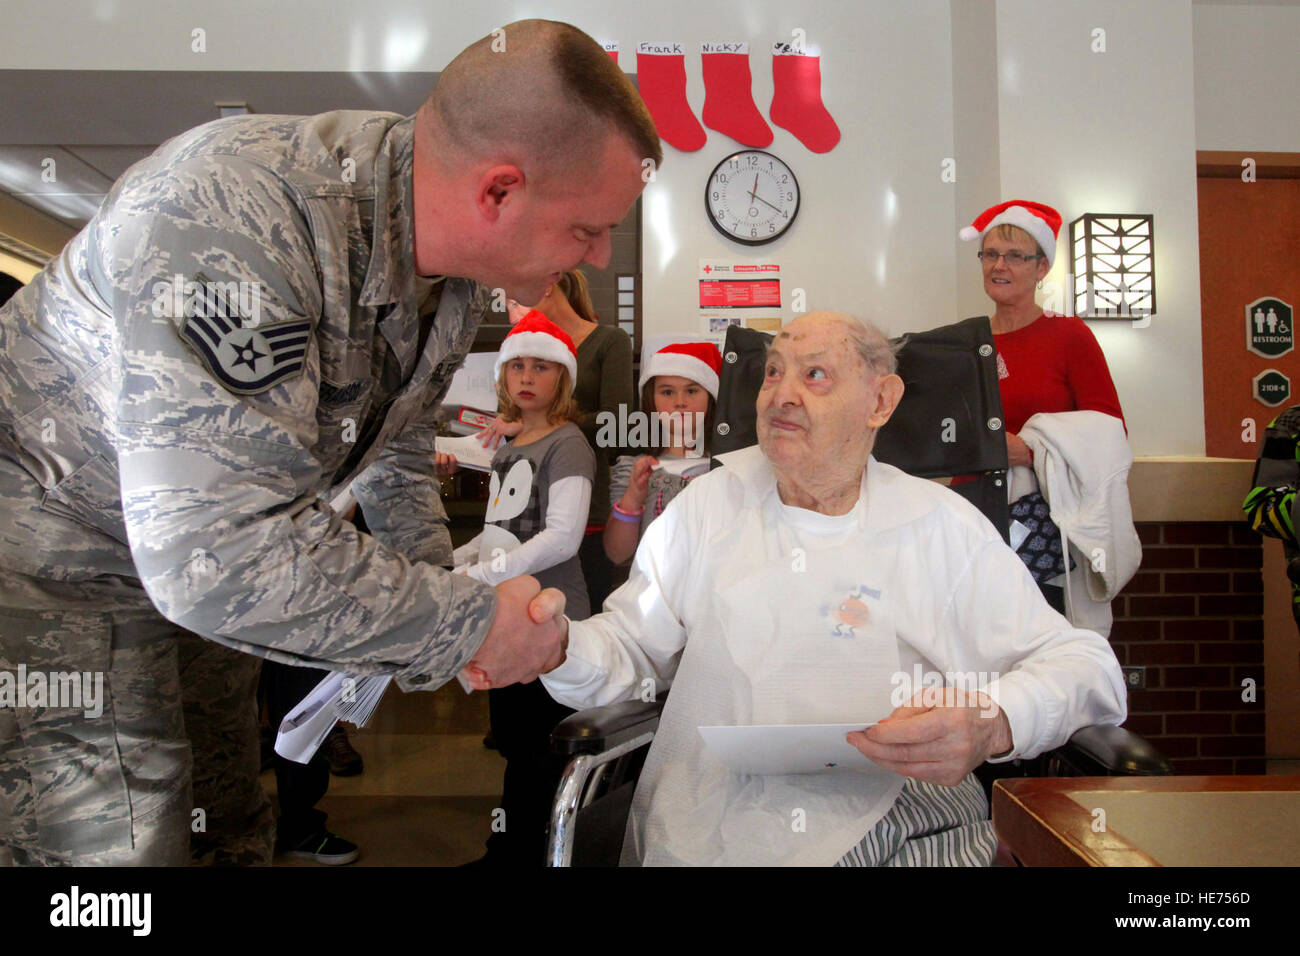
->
[961, 200, 1125, 612]
[961, 200, 1124, 465]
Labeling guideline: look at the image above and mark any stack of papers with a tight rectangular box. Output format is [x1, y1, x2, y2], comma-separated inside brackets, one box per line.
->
[274, 672, 391, 764]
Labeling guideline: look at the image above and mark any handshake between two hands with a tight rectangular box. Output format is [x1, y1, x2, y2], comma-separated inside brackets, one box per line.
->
[453, 577, 1017, 788]
[458, 575, 569, 691]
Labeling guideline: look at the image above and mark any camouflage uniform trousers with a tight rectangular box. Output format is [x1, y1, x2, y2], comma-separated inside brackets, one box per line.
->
[0, 590, 273, 866]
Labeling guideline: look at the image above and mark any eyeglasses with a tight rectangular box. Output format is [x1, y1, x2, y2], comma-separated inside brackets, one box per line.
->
[978, 251, 1041, 266]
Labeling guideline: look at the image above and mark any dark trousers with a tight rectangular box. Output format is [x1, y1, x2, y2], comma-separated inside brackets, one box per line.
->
[262, 661, 330, 844]
[485, 681, 575, 866]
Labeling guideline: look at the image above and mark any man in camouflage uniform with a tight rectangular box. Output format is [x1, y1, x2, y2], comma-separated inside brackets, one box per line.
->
[0, 20, 659, 865]
[1244, 405, 1300, 626]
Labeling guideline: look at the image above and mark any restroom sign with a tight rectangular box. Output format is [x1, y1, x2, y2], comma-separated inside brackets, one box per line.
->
[1253, 369, 1291, 407]
[1246, 297, 1293, 358]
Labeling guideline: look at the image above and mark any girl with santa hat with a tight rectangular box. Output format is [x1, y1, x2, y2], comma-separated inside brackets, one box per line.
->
[604, 341, 722, 564]
[437, 311, 596, 865]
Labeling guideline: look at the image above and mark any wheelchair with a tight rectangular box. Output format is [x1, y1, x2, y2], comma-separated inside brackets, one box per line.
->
[547, 317, 1171, 867]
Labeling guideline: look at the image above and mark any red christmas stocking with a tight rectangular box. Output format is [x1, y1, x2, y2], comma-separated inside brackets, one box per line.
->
[636, 42, 706, 152]
[603, 41, 618, 66]
[769, 42, 841, 153]
[701, 42, 772, 147]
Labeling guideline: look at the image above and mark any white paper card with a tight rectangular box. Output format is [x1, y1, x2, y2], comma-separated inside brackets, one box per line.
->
[441, 352, 500, 413]
[328, 485, 357, 516]
[435, 434, 495, 473]
[698, 722, 879, 775]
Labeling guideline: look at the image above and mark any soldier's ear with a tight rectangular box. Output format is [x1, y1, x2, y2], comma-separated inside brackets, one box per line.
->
[478, 165, 525, 220]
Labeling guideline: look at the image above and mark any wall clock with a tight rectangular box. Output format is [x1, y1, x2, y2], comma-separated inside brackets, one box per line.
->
[705, 150, 800, 246]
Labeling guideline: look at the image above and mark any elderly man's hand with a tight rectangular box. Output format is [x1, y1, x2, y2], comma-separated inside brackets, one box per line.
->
[846, 688, 1013, 787]
[458, 575, 568, 690]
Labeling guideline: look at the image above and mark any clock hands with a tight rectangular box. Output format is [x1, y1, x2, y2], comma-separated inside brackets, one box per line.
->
[750, 190, 783, 214]
[742, 173, 784, 215]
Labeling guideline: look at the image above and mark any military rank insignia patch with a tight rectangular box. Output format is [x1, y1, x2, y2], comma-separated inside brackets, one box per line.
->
[173, 273, 312, 394]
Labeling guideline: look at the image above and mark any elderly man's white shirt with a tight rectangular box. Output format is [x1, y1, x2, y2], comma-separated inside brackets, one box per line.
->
[542, 446, 1127, 865]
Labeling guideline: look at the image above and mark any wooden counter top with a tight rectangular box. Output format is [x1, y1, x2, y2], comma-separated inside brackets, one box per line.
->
[1128, 457, 1254, 523]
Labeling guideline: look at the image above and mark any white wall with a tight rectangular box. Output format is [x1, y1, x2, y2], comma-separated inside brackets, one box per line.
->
[994, 0, 1205, 457]
[4, 0, 1236, 457]
[1194, 2, 1300, 152]
[630, 0, 957, 345]
[950, 0, 1002, 314]
[2, 0, 961, 343]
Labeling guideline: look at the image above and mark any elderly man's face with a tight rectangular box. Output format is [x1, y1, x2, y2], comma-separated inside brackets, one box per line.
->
[757, 317, 901, 482]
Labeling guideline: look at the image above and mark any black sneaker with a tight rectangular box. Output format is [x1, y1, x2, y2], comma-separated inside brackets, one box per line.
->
[278, 830, 360, 866]
[323, 725, 364, 776]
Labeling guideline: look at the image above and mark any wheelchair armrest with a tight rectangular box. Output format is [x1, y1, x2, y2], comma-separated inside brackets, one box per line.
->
[1056, 724, 1175, 776]
[551, 698, 666, 757]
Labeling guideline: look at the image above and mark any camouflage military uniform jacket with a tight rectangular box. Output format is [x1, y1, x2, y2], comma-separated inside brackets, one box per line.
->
[0, 111, 496, 689]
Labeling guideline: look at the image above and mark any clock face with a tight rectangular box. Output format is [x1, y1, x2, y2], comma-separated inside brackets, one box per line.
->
[705, 150, 800, 246]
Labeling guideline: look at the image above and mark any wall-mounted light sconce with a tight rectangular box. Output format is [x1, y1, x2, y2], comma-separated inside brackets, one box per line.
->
[1069, 213, 1155, 319]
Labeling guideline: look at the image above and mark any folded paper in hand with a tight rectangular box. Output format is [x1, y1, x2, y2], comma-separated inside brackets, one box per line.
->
[435, 434, 495, 472]
[698, 722, 880, 775]
[274, 672, 391, 764]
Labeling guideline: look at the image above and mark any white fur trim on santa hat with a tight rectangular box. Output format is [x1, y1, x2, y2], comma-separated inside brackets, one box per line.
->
[494, 331, 577, 383]
[639, 352, 720, 398]
[961, 205, 1058, 267]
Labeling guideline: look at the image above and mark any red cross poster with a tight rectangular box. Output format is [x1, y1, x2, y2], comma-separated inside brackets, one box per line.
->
[699, 259, 783, 332]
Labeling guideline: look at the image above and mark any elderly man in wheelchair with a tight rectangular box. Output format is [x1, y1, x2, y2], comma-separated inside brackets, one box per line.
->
[466, 311, 1129, 866]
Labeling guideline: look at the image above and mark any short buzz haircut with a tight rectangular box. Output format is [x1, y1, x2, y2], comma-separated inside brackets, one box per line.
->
[422, 20, 662, 180]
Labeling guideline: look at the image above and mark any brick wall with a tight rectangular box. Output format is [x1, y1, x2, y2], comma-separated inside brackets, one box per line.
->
[1109, 522, 1266, 774]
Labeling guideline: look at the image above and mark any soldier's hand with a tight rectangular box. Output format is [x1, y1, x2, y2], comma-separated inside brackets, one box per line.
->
[460, 576, 568, 690]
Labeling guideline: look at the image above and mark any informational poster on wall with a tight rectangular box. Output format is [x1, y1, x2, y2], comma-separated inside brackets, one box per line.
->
[698, 258, 784, 333]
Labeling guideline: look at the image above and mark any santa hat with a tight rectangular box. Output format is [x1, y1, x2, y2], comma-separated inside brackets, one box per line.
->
[494, 310, 578, 383]
[959, 200, 1062, 268]
[638, 342, 722, 398]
